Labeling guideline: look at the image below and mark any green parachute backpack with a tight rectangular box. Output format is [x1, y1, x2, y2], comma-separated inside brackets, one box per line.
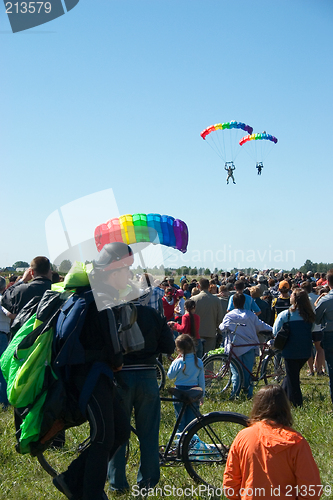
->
[0, 261, 113, 455]
[0, 295, 65, 454]
[1, 315, 55, 408]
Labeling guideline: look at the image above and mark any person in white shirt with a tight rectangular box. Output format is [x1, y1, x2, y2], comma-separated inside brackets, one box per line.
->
[220, 293, 272, 399]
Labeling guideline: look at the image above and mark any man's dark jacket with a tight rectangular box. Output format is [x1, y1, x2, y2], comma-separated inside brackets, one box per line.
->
[122, 305, 175, 366]
[1, 277, 52, 314]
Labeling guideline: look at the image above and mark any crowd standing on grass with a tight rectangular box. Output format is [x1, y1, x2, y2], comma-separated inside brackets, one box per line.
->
[1, 259, 331, 497]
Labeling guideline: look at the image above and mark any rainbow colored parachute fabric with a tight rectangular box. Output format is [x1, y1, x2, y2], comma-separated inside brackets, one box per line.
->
[201, 121, 253, 140]
[95, 214, 189, 254]
[239, 132, 278, 146]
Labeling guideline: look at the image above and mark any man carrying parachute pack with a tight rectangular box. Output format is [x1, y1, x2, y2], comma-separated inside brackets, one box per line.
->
[1, 242, 145, 500]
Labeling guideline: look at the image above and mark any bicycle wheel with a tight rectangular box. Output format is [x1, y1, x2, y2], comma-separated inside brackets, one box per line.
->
[156, 359, 166, 390]
[203, 354, 244, 399]
[37, 423, 90, 478]
[261, 352, 285, 385]
[182, 411, 248, 490]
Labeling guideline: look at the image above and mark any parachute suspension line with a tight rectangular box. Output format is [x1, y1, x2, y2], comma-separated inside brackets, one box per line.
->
[232, 140, 243, 162]
[262, 141, 275, 162]
[229, 128, 233, 163]
[210, 133, 225, 161]
[242, 142, 255, 163]
[205, 136, 225, 161]
[219, 128, 226, 162]
[216, 130, 225, 162]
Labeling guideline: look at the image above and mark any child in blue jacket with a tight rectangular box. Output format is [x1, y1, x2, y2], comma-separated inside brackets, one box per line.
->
[167, 334, 205, 432]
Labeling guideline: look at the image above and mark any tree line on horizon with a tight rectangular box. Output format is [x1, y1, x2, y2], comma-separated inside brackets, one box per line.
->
[2, 259, 333, 277]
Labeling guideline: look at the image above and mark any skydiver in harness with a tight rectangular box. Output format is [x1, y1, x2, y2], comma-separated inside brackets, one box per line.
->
[225, 162, 236, 184]
[256, 162, 263, 175]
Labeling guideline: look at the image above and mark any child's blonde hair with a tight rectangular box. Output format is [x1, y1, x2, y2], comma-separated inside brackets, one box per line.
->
[175, 334, 200, 374]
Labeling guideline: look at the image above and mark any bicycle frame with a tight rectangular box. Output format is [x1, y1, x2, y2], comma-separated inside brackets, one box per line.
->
[158, 395, 206, 463]
[228, 340, 271, 383]
[221, 323, 273, 384]
[37, 391, 249, 489]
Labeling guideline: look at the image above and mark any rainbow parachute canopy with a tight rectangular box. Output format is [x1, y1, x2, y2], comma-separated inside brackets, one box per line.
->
[239, 132, 278, 146]
[201, 121, 253, 140]
[95, 213, 189, 254]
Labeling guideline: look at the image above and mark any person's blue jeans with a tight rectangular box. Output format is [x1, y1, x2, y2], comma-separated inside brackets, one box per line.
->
[0, 333, 9, 406]
[230, 349, 255, 398]
[173, 385, 200, 433]
[322, 332, 333, 404]
[108, 369, 160, 491]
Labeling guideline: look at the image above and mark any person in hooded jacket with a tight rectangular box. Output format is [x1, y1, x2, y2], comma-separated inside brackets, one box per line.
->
[223, 385, 322, 500]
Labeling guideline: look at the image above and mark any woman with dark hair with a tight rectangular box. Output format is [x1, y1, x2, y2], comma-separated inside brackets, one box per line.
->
[223, 385, 321, 500]
[168, 300, 202, 357]
[273, 288, 315, 407]
[181, 281, 191, 299]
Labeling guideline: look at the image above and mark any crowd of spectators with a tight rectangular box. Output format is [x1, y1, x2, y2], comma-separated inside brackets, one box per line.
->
[1, 261, 330, 498]
[141, 269, 332, 410]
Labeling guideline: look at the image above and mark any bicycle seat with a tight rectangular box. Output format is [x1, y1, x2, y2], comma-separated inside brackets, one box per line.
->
[167, 387, 203, 403]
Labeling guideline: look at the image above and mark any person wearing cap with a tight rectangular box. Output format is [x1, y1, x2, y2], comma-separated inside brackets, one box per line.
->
[53, 242, 134, 500]
[271, 280, 291, 322]
[108, 260, 175, 494]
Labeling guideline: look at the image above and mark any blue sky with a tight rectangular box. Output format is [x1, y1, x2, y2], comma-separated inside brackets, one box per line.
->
[1, 0, 332, 271]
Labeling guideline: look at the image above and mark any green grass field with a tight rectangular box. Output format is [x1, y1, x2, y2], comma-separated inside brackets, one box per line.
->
[0, 367, 332, 500]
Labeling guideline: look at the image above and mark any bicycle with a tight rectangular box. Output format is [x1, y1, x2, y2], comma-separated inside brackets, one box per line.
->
[156, 358, 166, 390]
[37, 386, 248, 492]
[203, 323, 285, 399]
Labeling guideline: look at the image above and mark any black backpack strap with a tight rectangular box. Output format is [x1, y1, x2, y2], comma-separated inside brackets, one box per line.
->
[78, 361, 114, 416]
[105, 308, 122, 356]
